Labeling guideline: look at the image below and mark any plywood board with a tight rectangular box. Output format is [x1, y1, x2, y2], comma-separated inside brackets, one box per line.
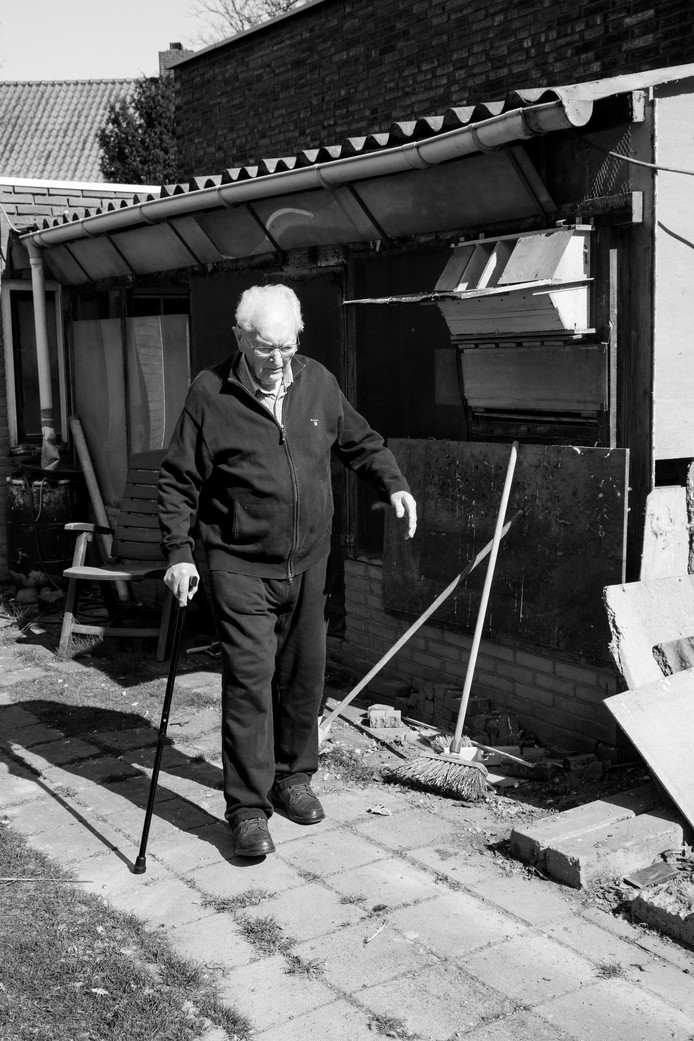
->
[385, 440, 629, 661]
[604, 669, 694, 830]
[461, 343, 607, 411]
[640, 486, 689, 579]
[603, 574, 694, 689]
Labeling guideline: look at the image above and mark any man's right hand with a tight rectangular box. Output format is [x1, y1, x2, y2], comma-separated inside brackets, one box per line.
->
[164, 563, 200, 606]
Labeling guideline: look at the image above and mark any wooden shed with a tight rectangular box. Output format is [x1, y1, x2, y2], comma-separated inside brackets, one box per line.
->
[11, 63, 694, 756]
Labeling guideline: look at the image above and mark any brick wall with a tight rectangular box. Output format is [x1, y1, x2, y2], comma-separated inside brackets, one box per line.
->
[332, 558, 620, 758]
[0, 179, 156, 580]
[175, 0, 694, 177]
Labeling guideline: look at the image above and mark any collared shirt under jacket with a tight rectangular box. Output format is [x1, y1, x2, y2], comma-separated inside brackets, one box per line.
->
[158, 352, 410, 580]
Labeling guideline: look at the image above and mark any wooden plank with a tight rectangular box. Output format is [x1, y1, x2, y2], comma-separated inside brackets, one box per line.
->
[498, 229, 572, 285]
[461, 343, 607, 411]
[640, 486, 688, 579]
[653, 90, 694, 463]
[603, 574, 694, 689]
[604, 668, 694, 831]
[385, 440, 629, 661]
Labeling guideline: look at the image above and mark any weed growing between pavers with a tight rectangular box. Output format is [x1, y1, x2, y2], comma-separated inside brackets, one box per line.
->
[284, 953, 326, 978]
[594, 959, 628, 979]
[0, 819, 253, 1041]
[236, 912, 295, 958]
[370, 1012, 415, 1039]
[202, 886, 276, 914]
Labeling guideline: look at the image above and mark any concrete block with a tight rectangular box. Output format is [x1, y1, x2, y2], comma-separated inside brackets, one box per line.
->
[545, 809, 684, 888]
[631, 882, 694, 946]
[510, 783, 661, 864]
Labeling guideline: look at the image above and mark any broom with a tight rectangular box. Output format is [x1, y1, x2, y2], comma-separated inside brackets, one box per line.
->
[384, 441, 519, 801]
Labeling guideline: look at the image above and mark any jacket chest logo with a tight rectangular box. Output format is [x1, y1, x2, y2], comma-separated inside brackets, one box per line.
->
[310, 418, 319, 426]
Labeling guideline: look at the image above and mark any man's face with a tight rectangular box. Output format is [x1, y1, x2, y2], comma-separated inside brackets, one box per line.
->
[235, 304, 300, 390]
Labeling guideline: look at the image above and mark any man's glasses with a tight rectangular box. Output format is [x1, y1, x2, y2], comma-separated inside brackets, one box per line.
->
[239, 328, 299, 359]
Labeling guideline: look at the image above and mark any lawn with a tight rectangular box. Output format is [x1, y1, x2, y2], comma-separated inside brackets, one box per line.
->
[0, 819, 253, 1041]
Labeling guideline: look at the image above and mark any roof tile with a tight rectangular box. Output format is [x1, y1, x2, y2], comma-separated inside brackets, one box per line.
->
[0, 79, 138, 181]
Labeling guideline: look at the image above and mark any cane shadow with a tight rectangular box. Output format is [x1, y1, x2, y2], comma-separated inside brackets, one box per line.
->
[0, 699, 261, 872]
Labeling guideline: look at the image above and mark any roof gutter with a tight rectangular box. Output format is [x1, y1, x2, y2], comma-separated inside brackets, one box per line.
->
[24, 98, 592, 251]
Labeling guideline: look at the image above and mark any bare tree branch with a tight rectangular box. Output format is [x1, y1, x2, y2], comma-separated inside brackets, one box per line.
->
[189, 0, 306, 45]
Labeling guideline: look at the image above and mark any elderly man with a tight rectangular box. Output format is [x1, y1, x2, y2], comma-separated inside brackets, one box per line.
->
[158, 284, 416, 858]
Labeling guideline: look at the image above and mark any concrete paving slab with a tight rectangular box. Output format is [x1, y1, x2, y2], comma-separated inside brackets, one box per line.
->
[462, 1008, 576, 1040]
[5, 723, 66, 748]
[72, 850, 138, 898]
[277, 827, 388, 877]
[406, 845, 491, 887]
[292, 919, 438, 993]
[464, 932, 596, 1004]
[352, 803, 469, 852]
[90, 728, 158, 754]
[191, 853, 305, 898]
[327, 854, 444, 910]
[631, 884, 694, 948]
[240, 880, 367, 941]
[543, 911, 660, 966]
[170, 706, 220, 739]
[387, 891, 527, 957]
[317, 786, 417, 823]
[509, 783, 661, 864]
[217, 953, 336, 1033]
[579, 903, 694, 970]
[545, 809, 684, 887]
[0, 756, 46, 807]
[108, 874, 207, 929]
[167, 912, 257, 971]
[28, 736, 103, 764]
[536, 976, 694, 1040]
[256, 998, 377, 1041]
[465, 870, 574, 924]
[0, 705, 42, 731]
[358, 960, 513, 1040]
[147, 822, 235, 875]
[14, 818, 114, 866]
[44, 755, 141, 789]
[265, 811, 337, 848]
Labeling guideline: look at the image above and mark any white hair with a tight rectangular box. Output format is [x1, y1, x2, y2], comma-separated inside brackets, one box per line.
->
[235, 284, 304, 333]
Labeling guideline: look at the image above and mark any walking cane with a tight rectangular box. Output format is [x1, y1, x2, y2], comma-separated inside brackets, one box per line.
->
[134, 600, 187, 874]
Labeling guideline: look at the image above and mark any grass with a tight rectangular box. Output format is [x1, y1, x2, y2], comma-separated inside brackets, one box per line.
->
[235, 912, 295, 958]
[369, 1013, 413, 1038]
[0, 820, 253, 1041]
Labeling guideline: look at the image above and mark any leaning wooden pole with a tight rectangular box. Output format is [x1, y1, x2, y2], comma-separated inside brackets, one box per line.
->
[69, 415, 129, 601]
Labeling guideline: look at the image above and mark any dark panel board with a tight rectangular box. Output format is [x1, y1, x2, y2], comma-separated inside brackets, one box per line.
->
[384, 440, 629, 663]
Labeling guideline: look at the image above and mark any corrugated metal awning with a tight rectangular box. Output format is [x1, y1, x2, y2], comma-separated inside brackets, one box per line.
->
[21, 64, 694, 285]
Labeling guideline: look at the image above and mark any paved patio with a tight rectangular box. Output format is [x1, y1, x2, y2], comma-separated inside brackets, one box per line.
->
[1, 640, 693, 1041]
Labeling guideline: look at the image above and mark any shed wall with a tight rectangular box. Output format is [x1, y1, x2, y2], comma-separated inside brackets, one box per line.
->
[652, 80, 694, 462]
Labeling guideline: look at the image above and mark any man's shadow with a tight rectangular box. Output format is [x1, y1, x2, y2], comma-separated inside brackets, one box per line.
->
[0, 698, 262, 872]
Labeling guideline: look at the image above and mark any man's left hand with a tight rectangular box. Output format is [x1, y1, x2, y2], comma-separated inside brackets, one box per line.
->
[390, 490, 417, 539]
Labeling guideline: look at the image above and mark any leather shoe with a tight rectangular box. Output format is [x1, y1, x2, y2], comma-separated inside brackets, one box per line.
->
[231, 817, 275, 857]
[272, 784, 325, 824]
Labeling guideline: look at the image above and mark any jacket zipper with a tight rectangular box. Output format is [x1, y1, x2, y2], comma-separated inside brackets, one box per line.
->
[229, 367, 301, 581]
[279, 392, 300, 583]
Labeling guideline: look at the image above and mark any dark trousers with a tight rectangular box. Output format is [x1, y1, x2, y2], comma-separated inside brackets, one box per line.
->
[208, 559, 329, 827]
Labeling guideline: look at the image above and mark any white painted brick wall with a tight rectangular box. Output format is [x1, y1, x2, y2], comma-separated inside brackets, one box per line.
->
[330, 557, 621, 758]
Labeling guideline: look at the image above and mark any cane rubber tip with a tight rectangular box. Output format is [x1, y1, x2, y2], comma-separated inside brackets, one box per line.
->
[133, 857, 147, 874]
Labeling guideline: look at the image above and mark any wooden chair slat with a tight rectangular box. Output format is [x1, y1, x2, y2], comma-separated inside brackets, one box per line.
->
[60, 448, 173, 661]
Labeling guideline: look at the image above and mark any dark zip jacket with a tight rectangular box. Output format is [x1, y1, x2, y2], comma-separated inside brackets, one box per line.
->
[158, 352, 410, 579]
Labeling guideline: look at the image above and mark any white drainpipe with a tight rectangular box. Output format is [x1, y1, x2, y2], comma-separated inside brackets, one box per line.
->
[27, 241, 60, 470]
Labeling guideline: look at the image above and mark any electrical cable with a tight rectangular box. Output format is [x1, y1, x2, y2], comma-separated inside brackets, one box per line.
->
[575, 132, 694, 177]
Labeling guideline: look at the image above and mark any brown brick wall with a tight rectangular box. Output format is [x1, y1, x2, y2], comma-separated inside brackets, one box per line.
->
[332, 559, 620, 757]
[175, 0, 694, 177]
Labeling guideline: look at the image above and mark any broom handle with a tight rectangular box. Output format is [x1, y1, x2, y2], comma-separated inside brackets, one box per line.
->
[450, 442, 519, 753]
[320, 507, 522, 734]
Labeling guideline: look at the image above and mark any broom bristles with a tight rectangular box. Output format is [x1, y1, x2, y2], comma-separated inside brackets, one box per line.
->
[384, 754, 488, 801]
